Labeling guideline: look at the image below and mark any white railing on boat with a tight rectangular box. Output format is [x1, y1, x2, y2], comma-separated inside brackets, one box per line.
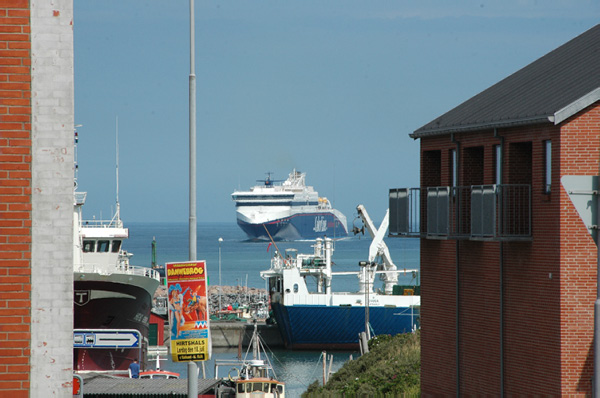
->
[74, 263, 160, 281]
[80, 219, 124, 228]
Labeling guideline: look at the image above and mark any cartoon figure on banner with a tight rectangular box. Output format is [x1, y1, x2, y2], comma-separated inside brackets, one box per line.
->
[185, 288, 207, 321]
[169, 283, 190, 338]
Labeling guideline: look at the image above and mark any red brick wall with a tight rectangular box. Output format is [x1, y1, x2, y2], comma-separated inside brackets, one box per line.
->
[419, 122, 569, 395]
[0, 2, 31, 397]
[558, 102, 600, 395]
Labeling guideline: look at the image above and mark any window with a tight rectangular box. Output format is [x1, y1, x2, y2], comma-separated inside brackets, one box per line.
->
[252, 382, 265, 392]
[98, 240, 110, 252]
[112, 240, 122, 253]
[544, 140, 551, 193]
[83, 240, 95, 253]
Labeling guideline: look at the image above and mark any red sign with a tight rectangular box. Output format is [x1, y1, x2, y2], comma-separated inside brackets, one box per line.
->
[166, 261, 210, 361]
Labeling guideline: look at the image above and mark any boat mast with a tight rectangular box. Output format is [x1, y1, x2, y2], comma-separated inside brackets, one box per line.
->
[113, 117, 121, 226]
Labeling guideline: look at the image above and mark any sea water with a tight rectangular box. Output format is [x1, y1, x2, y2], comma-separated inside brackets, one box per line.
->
[125, 222, 420, 397]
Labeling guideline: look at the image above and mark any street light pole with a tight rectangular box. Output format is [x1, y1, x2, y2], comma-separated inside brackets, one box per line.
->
[218, 237, 223, 318]
[188, 0, 197, 262]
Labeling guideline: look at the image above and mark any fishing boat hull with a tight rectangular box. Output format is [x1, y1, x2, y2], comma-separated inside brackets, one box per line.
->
[73, 272, 160, 372]
[270, 301, 420, 349]
[236, 211, 348, 241]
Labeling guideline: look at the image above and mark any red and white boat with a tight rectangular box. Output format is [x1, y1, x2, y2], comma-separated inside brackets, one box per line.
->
[139, 354, 180, 379]
[72, 191, 160, 374]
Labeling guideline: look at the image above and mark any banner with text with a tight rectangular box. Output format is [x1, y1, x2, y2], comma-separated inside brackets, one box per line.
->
[166, 260, 211, 362]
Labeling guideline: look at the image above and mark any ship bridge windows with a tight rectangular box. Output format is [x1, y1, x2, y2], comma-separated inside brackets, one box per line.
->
[82, 239, 122, 253]
[82, 240, 95, 253]
[235, 201, 293, 207]
[98, 240, 110, 252]
[237, 382, 272, 394]
[234, 194, 294, 201]
[112, 240, 122, 253]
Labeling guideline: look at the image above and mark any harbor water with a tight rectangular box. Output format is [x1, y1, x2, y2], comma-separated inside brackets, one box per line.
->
[126, 221, 419, 397]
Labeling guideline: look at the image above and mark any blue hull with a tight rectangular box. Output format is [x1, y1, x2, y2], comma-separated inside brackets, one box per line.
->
[238, 212, 348, 241]
[271, 302, 420, 349]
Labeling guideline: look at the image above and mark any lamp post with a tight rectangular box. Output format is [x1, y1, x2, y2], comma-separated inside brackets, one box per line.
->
[218, 237, 223, 318]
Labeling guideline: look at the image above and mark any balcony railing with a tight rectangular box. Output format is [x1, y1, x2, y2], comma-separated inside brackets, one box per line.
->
[389, 188, 421, 237]
[389, 184, 531, 241]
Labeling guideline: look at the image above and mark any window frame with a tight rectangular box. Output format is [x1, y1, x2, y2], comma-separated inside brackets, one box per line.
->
[544, 140, 551, 194]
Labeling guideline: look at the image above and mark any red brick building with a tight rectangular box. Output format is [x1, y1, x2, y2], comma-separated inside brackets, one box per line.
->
[0, 1, 74, 397]
[390, 24, 600, 395]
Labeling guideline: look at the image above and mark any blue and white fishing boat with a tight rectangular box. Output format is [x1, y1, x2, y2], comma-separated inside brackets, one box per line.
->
[232, 170, 348, 241]
[261, 205, 420, 349]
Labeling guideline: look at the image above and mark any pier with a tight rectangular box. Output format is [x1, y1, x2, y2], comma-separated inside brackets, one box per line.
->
[210, 321, 283, 348]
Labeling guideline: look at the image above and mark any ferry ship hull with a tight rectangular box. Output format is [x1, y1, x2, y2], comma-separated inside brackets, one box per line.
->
[73, 273, 159, 372]
[270, 302, 419, 349]
[237, 211, 348, 241]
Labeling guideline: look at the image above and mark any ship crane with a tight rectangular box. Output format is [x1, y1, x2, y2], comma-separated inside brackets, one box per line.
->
[356, 204, 398, 294]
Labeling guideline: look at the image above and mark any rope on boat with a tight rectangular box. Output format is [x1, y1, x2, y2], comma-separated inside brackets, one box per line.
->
[262, 224, 287, 264]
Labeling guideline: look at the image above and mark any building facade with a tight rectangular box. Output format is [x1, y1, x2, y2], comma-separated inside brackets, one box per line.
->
[390, 25, 600, 395]
[0, 1, 74, 397]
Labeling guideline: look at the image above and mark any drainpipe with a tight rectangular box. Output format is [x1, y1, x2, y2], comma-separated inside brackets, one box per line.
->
[451, 133, 461, 397]
[495, 128, 505, 397]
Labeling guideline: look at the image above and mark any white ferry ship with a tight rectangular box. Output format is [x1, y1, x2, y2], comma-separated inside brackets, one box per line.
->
[232, 170, 348, 241]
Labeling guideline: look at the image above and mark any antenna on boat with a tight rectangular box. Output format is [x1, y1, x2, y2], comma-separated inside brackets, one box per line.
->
[113, 116, 121, 225]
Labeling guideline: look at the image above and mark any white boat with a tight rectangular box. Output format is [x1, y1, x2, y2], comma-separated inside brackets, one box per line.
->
[138, 354, 180, 379]
[232, 170, 348, 241]
[215, 321, 285, 398]
[73, 131, 161, 374]
[260, 205, 420, 349]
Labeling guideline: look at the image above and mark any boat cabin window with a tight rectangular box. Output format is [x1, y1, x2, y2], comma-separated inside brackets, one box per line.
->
[293, 284, 299, 293]
[237, 383, 245, 393]
[98, 240, 110, 252]
[111, 240, 122, 253]
[252, 382, 268, 392]
[82, 240, 95, 253]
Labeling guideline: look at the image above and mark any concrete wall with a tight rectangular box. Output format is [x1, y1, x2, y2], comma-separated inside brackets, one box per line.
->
[30, 0, 74, 396]
[210, 322, 283, 349]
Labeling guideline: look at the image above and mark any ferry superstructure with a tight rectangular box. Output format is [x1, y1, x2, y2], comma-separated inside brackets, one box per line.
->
[232, 170, 348, 241]
[260, 205, 420, 349]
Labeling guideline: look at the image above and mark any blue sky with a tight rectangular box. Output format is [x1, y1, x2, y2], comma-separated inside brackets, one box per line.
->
[73, 1, 599, 224]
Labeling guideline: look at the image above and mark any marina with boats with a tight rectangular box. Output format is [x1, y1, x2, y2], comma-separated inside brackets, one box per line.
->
[70, 116, 419, 397]
[72, 173, 420, 395]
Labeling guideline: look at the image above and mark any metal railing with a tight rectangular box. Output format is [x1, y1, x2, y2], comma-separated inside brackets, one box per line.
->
[389, 184, 531, 241]
[389, 188, 421, 237]
[74, 263, 161, 281]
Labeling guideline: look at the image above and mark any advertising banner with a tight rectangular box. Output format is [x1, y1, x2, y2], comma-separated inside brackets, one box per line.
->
[166, 261, 211, 362]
